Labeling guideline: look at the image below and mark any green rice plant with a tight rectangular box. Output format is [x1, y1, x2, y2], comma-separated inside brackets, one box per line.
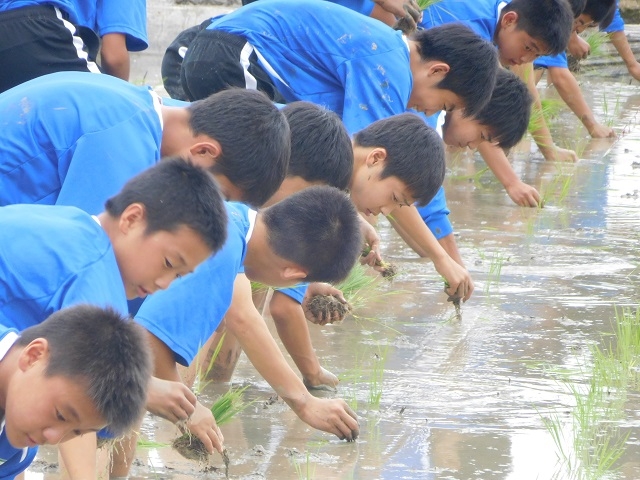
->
[539, 163, 576, 207]
[538, 306, 640, 479]
[211, 385, 252, 426]
[136, 438, 170, 449]
[250, 280, 269, 295]
[368, 345, 389, 408]
[528, 98, 564, 133]
[583, 31, 611, 58]
[193, 331, 227, 396]
[290, 449, 315, 480]
[417, 0, 441, 10]
[482, 250, 507, 294]
[336, 263, 382, 311]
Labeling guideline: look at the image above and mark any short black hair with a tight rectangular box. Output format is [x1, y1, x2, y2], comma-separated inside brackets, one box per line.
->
[353, 113, 445, 207]
[262, 186, 362, 283]
[17, 304, 152, 436]
[282, 102, 353, 191]
[584, 0, 616, 28]
[475, 69, 532, 150]
[105, 157, 227, 253]
[411, 23, 498, 117]
[503, 0, 574, 55]
[188, 88, 290, 207]
[567, 0, 587, 17]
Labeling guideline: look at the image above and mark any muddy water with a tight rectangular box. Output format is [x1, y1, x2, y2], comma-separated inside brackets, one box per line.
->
[26, 78, 639, 479]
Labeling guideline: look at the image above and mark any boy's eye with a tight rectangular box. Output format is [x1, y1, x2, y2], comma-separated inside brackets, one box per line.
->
[165, 258, 173, 269]
[56, 410, 65, 422]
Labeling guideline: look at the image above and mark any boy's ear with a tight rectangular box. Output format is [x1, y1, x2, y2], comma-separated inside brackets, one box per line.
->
[427, 62, 451, 78]
[18, 338, 49, 372]
[282, 266, 308, 281]
[501, 11, 519, 29]
[365, 147, 388, 168]
[189, 140, 222, 169]
[118, 202, 147, 234]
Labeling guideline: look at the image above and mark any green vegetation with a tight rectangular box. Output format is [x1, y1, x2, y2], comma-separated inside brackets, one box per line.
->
[539, 306, 640, 479]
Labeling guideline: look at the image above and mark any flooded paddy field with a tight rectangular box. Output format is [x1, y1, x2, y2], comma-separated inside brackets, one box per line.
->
[26, 63, 640, 480]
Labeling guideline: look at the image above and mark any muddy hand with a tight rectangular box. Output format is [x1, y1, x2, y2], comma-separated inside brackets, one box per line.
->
[298, 396, 360, 441]
[147, 376, 197, 423]
[303, 366, 339, 391]
[186, 401, 224, 455]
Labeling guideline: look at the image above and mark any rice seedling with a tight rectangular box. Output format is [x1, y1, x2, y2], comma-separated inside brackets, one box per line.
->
[416, 0, 441, 9]
[368, 345, 389, 408]
[483, 250, 507, 294]
[539, 306, 640, 479]
[136, 438, 170, 449]
[193, 332, 227, 396]
[290, 449, 315, 480]
[210, 385, 252, 426]
[528, 98, 564, 133]
[583, 31, 611, 58]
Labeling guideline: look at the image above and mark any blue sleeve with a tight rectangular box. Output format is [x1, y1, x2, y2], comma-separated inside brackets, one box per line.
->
[533, 52, 568, 69]
[338, 52, 413, 134]
[95, 0, 148, 50]
[275, 284, 309, 304]
[326, 0, 375, 16]
[414, 186, 452, 239]
[0, 433, 37, 480]
[602, 6, 624, 33]
[135, 245, 241, 366]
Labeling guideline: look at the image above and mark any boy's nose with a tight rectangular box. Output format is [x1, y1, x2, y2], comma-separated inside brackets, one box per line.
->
[155, 273, 177, 291]
[42, 427, 66, 444]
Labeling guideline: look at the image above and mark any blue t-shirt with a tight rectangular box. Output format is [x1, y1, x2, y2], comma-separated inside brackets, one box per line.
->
[328, 0, 375, 16]
[0, 205, 127, 331]
[602, 4, 623, 33]
[134, 202, 251, 366]
[0, 327, 38, 479]
[534, 51, 568, 69]
[73, 0, 148, 51]
[208, 0, 413, 134]
[0, 72, 163, 214]
[276, 284, 309, 304]
[420, 0, 506, 41]
[415, 186, 452, 239]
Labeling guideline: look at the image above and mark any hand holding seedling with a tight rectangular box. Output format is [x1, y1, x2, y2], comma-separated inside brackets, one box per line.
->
[183, 400, 224, 455]
[568, 34, 590, 59]
[358, 215, 382, 267]
[435, 255, 473, 302]
[506, 180, 542, 208]
[295, 395, 359, 441]
[146, 376, 197, 423]
[302, 282, 350, 325]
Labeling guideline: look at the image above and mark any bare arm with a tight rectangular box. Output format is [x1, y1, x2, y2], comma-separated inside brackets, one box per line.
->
[269, 291, 338, 389]
[512, 63, 578, 162]
[226, 274, 359, 440]
[387, 206, 473, 301]
[100, 33, 130, 80]
[546, 67, 615, 138]
[145, 331, 223, 454]
[476, 142, 541, 207]
[609, 30, 640, 81]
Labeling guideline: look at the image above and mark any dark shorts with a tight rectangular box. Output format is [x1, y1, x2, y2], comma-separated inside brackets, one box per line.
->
[0, 5, 99, 93]
[180, 28, 285, 103]
[161, 19, 212, 100]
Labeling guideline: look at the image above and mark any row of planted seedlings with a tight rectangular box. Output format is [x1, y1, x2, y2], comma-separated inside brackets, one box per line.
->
[536, 306, 640, 479]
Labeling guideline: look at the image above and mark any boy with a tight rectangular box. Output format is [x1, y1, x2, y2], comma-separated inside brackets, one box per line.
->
[202, 107, 446, 391]
[0, 159, 227, 478]
[0, 304, 152, 479]
[0, 71, 290, 210]
[0, 0, 146, 91]
[421, 0, 577, 162]
[180, 0, 499, 133]
[110, 112, 445, 476]
[533, 0, 617, 139]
